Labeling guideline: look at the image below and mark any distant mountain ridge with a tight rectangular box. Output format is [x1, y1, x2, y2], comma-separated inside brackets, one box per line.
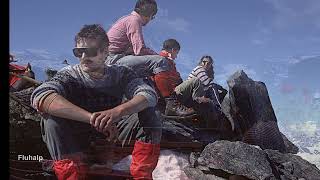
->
[12, 49, 78, 81]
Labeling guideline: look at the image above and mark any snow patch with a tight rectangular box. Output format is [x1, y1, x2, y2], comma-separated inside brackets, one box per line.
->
[112, 149, 190, 180]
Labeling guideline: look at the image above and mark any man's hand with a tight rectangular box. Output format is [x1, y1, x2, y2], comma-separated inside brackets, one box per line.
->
[90, 95, 149, 141]
[103, 125, 119, 142]
[90, 107, 123, 133]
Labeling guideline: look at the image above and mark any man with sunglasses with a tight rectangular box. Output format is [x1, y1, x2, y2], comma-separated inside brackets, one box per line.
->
[31, 24, 161, 179]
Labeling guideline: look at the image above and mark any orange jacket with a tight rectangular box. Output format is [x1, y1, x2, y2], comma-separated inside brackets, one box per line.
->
[153, 51, 183, 98]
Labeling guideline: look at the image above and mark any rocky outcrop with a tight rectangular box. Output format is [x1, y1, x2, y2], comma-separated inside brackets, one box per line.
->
[9, 87, 40, 123]
[9, 87, 50, 158]
[226, 70, 287, 153]
[196, 141, 277, 180]
[184, 167, 226, 180]
[265, 149, 320, 180]
[185, 140, 320, 180]
[281, 132, 299, 154]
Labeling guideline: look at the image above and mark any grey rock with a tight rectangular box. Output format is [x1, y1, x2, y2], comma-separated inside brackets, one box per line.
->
[227, 70, 286, 152]
[161, 117, 222, 145]
[265, 149, 320, 180]
[189, 152, 201, 167]
[183, 167, 227, 180]
[9, 87, 50, 158]
[221, 94, 242, 141]
[227, 70, 277, 129]
[197, 140, 276, 180]
[9, 87, 41, 123]
[281, 133, 299, 154]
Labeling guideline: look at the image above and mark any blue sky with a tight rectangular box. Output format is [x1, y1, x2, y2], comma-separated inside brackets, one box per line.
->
[10, 0, 320, 58]
[10, 0, 320, 81]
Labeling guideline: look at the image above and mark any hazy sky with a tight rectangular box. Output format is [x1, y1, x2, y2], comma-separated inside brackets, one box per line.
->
[10, 0, 320, 71]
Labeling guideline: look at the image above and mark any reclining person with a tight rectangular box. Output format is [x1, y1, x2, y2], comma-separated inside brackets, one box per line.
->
[188, 55, 227, 106]
[153, 39, 231, 130]
[30, 24, 161, 180]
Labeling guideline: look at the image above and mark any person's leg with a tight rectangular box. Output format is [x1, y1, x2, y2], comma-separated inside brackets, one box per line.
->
[105, 54, 125, 65]
[41, 116, 95, 160]
[174, 78, 206, 107]
[163, 78, 205, 116]
[41, 116, 96, 179]
[174, 78, 232, 131]
[117, 107, 161, 179]
[114, 55, 170, 78]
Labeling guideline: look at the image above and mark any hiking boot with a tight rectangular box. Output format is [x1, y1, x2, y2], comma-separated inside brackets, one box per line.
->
[164, 98, 196, 117]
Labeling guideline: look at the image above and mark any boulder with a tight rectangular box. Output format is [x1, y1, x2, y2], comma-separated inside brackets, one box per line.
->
[9, 87, 50, 159]
[265, 149, 320, 180]
[227, 70, 286, 152]
[194, 140, 277, 180]
[281, 132, 299, 154]
[183, 167, 226, 180]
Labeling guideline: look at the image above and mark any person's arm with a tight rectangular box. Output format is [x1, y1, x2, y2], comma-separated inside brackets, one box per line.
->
[90, 95, 148, 132]
[30, 67, 91, 123]
[39, 93, 91, 123]
[114, 94, 148, 116]
[90, 66, 157, 133]
[127, 20, 157, 55]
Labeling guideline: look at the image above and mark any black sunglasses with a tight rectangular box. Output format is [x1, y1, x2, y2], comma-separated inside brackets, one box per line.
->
[73, 47, 99, 58]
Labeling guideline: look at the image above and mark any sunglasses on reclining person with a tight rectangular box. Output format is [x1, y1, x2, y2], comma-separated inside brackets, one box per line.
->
[72, 47, 100, 58]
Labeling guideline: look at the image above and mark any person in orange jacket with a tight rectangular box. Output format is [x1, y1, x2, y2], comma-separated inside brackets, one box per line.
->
[152, 40, 205, 113]
[152, 39, 231, 130]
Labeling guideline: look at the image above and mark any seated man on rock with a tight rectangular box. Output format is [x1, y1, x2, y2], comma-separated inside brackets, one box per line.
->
[152, 39, 231, 131]
[30, 24, 161, 179]
[106, 0, 172, 79]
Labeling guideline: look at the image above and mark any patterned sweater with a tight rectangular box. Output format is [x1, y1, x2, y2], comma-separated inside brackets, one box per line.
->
[31, 64, 157, 113]
[188, 65, 213, 91]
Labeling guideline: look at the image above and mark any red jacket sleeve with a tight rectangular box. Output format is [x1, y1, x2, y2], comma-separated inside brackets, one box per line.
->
[153, 71, 182, 98]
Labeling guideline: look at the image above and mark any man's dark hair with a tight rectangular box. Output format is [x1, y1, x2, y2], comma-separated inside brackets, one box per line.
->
[75, 24, 109, 51]
[134, 0, 157, 17]
[162, 39, 180, 51]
